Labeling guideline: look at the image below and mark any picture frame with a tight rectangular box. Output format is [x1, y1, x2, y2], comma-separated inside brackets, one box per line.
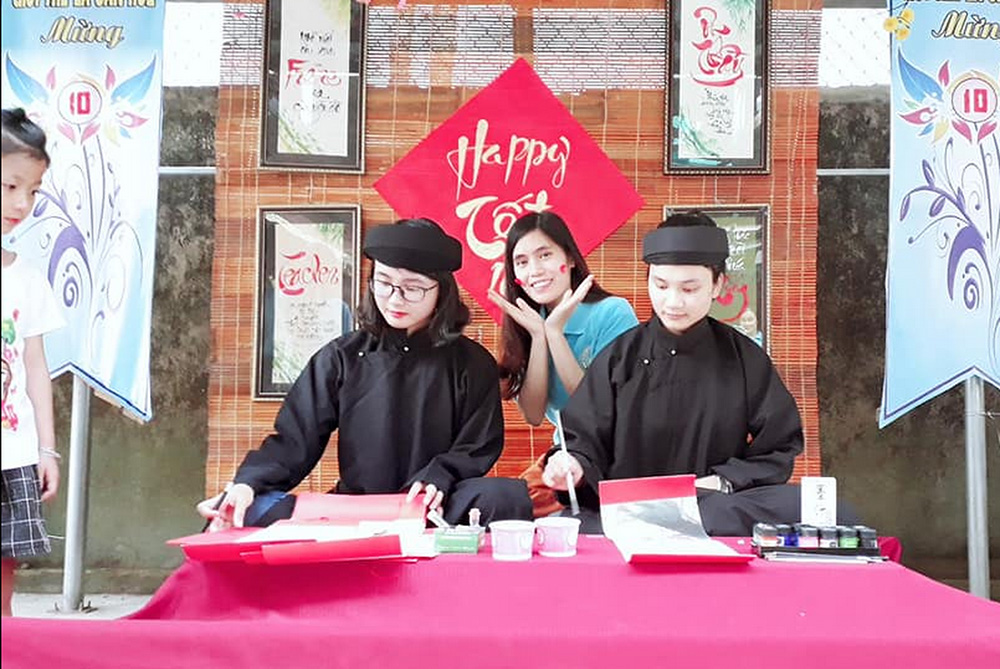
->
[663, 205, 769, 349]
[665, 0, 770, 174]
[254, 206, 361, 398]
[260, 0, 366, 171]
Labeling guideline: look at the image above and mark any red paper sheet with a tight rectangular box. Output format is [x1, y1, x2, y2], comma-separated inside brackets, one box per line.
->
[166, 528, 288, 563]
[599, 474, 697, 504]
[260, 534, 403, 565]
[627, 551, 754, 565]
[168, 493, 424, 563]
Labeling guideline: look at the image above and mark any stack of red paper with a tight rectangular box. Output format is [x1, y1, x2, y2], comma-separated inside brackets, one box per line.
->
[168, 493, 427, 565]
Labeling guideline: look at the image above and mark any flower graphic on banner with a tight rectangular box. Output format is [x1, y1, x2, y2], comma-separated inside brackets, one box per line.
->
[896, 51, 998, 145]
[883, 6, 915, 42]
[895, 48, 1000, 370]
[5, 56, 154, 145]
[3, 56, 151, 373]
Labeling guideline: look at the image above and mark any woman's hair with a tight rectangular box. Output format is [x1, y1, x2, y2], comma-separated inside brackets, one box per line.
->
[497, 211, 612, 399]
[356, 218, 471, 346]
[656, 210, 727, 281]
[1, 108, 50, 165]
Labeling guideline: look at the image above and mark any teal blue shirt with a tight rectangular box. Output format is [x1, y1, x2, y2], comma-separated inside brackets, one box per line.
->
[543, 296, 638, 440]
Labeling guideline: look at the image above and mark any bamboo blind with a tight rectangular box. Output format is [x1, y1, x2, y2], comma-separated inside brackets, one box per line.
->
[208, 0, 823, 496]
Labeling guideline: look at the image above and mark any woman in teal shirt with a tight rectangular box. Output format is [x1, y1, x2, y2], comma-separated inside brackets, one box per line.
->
[489, 212, 638, 515]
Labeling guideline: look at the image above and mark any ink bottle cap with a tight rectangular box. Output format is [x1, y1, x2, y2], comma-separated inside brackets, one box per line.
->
[837, 526, 859, 549]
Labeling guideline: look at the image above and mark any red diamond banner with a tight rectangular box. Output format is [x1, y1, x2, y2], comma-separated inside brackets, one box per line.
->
[374, 59, 644, 322]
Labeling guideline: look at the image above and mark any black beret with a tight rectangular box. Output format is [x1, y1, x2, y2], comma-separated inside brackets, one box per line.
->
[363, 222, 463, 273]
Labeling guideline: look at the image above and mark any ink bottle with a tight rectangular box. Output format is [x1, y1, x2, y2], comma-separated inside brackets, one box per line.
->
[753, 523, 779, 547]
[775, 524, 796, 547]
[796, 525, 819, 548]
[837, 526, 859, 549]
[856, 526, 878, 550]
[819, 526, 839, 549]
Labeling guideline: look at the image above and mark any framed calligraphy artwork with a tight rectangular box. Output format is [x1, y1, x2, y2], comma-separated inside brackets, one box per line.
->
[260, 0, 366, 171]
[254, 206, 361, 398]
[664, 205, 768, 349]
[665, 0, 770, 173]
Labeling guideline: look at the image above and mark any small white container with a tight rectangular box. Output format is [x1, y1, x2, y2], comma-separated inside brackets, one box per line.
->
[489, 520, 536, 561]
[535, 516, 581, 558]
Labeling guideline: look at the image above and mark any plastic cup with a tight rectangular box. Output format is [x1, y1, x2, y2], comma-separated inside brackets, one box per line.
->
[489, 520, 536, 561]
[535, 516, 581, 558]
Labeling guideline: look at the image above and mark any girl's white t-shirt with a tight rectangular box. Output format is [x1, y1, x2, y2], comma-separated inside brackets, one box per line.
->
[1, 254, 65, 470]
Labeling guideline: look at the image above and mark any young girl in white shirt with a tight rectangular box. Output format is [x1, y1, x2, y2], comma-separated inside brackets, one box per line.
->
[2, 108, 65, 616]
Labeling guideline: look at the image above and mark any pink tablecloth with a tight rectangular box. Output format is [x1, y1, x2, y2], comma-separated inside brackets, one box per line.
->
[2, 536, 997, 669]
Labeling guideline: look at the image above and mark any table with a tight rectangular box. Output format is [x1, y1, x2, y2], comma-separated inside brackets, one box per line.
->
[2, 536, 997, 668]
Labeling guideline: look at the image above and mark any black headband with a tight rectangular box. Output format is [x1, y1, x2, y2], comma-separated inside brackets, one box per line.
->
[363, 223, 463, 273]
[642, 226, 729, 266]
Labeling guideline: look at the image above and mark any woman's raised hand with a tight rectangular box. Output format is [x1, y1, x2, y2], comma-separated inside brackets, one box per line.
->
[488, 288, 546, 338]
[544, 275, 594, 333]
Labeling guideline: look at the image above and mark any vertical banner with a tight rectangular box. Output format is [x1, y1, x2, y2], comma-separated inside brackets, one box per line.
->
[881, 2, 1000, 426]
[2, 2, 166, 422]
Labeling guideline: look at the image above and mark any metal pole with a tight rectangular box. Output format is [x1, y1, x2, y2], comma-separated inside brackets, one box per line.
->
[61, 376, 92, 612]
[157, 165, 216, 176]
[965, 376, 990, 599]
[816, 167, 890, 177]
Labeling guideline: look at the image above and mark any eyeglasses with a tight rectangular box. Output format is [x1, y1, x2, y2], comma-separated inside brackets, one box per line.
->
[371, 278, 438, 303]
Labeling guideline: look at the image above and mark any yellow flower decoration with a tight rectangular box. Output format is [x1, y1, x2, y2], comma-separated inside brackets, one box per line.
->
[883, 5, 914, 41]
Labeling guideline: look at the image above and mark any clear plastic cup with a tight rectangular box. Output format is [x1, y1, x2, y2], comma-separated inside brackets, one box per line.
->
[489, 520, 536, 561]
[534, 516, 581, 558]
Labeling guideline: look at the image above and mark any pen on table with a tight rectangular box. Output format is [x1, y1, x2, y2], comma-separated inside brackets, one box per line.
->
[554, 410, 580, 516]
[202, 483, 232, 532]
